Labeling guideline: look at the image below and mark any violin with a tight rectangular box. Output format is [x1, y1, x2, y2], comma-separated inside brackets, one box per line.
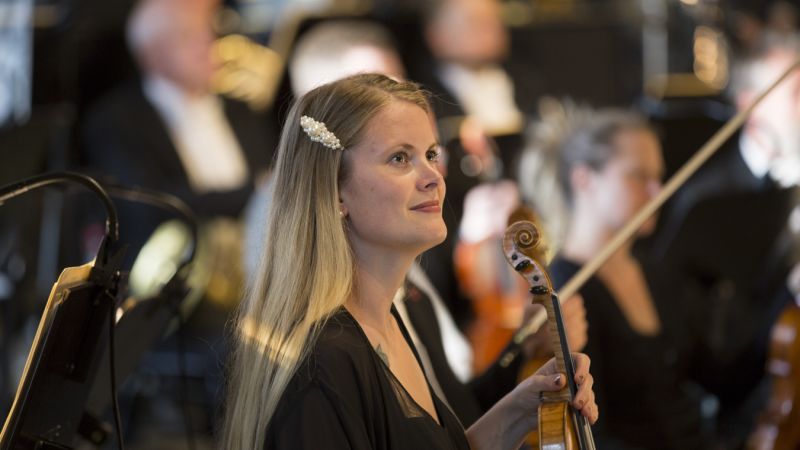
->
[502, 220, 596, 450]
[454, 235, 525, 372]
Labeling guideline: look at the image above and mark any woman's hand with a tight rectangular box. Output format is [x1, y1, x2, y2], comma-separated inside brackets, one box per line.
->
[519, 353, 598, 424]
[466, 353, 598, 450]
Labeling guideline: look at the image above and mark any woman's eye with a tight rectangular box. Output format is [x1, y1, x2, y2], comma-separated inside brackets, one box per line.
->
[391, 152, 409, 164]
[426, 148, 442, 162]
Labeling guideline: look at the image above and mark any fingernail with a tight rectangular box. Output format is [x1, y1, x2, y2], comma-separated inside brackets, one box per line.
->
[576, 399, 584, 408]
[553, 375, 562, 386]
[577, 374, 585, 383]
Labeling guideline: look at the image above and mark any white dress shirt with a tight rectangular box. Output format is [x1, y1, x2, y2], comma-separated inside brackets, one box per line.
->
[143, 75, 249, 193]
[438, 62, 524, 135]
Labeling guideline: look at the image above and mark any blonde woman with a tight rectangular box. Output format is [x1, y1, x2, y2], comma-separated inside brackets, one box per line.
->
[221, 74, 597, 449]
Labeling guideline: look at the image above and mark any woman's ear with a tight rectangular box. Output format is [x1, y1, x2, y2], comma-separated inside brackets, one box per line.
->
[339, 199, 348, 218]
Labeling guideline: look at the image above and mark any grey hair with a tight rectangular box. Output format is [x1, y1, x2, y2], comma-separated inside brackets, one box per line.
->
[518, 100, 653, 251]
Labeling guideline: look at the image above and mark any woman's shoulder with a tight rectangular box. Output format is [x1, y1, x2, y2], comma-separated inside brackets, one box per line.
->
[314, 308, 372, 357]
[275, 309, 378, 426]
[291, 308, 375, 388]
[267, 310, 379, 448]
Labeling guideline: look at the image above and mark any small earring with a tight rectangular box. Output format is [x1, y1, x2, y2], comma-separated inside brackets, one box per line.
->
[339, 210, 344, 218]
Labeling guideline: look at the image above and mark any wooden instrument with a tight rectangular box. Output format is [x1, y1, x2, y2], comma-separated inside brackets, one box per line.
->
[454, 235, 527, 372]
[502, 220, 596, 450]
[453, 194, 543, 372]
[747, 302, 800, 450]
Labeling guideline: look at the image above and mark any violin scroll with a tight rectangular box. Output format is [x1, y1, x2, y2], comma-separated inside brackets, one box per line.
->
[503, 221, 549, 271]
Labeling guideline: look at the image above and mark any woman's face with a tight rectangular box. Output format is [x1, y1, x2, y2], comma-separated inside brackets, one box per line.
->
[590, 129, 664, 235]
[339, 100, 447, 255]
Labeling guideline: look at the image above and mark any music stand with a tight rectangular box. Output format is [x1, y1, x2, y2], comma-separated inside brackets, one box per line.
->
[0, 172, 123, 450]
[0, 257, 123, 450]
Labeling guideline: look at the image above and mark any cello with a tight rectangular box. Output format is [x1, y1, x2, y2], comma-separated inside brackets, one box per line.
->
[502, 220, 596, 450]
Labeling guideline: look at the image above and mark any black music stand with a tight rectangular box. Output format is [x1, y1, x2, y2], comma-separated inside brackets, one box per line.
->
[0, 246, 125, 450]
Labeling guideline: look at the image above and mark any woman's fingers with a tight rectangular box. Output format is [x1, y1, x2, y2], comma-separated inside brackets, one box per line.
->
[573, 373, 594, 408]
[531, 354, 598, 424]
[530, 372, 566, 393]
[572, 353, 591, 381]
[515, 371, 566, 409]
[572, 364, 598, 425]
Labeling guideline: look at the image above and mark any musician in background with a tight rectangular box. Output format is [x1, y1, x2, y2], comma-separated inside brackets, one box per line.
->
[79, 0, 275, 442]
[418, 0, 523, 135]
[520, 105, 712, 449]
[650, 30, 800, 448]
[81, 0, 274, 260]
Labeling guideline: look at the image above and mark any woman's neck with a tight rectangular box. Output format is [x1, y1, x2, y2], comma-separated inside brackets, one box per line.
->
[562, 213, 634, 265]
[346, 245, 416, 334]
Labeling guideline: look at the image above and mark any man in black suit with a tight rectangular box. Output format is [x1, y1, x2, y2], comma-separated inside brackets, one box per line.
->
[79, 0, 275, 443]
[82, 0, 274, 260]
[650, 30, 800, 448]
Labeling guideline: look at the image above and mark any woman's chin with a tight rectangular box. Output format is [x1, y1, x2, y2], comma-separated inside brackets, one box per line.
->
[417, 228, 448, 253]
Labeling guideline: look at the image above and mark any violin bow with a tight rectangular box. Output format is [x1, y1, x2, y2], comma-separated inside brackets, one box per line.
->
[500, 58, 800, 365]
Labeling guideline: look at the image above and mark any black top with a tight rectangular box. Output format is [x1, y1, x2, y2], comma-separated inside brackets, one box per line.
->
[401, 282, 523, 427]
[642, 142, 797, 448]
[549, 258, 710, 450]
[649, 144, 796, 405]
[264, 307, 471, 450]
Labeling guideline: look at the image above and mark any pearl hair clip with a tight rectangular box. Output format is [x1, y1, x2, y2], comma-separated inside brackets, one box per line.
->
[300, 115, 343, 150]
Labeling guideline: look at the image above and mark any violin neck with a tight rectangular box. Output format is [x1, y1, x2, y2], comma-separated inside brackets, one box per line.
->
[546, 292, 597, 450]
[541, 293, 576, 388]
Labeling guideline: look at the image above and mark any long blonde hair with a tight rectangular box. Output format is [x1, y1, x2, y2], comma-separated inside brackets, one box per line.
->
[221, 74, 429, 450]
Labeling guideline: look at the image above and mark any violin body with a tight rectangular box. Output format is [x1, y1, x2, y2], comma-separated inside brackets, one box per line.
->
[539, 402, 579, 450]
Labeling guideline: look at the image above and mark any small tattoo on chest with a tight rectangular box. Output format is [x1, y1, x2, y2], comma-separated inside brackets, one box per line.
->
[375, 344, 390, 368]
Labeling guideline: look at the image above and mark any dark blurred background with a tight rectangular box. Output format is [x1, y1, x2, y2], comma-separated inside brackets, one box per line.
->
[1, 0, 797, 448]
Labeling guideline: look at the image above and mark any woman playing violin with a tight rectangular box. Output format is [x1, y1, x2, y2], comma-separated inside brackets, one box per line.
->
[221, 74, 597, 450]
[520, 106, 710, 450]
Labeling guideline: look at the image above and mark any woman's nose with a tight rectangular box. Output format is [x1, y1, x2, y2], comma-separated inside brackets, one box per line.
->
[419, 161, 444, 191]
